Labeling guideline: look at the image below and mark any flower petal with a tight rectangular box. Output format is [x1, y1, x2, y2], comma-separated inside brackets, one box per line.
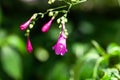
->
[41, 18, 53, 32]
[20, 18, 32, 31]
[26, 38, 33, 53]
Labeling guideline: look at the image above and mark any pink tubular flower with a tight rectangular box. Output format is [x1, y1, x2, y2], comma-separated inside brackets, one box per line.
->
[41, 17, 54, 32]
[52, 22, 67, 56]
[52, 32, 67, 56]
[26, 37, 33, 53]
[20, 18, 32, 31]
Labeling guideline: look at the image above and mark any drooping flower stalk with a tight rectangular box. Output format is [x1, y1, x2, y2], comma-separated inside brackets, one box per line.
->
[41, 17, 54, 32]
[26, 37, 33, 53]
[52, 22, 68, 56]
[20, 18, 32, 31]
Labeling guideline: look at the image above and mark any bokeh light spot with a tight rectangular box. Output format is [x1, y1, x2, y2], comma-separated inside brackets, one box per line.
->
[35, 47, 49, 62]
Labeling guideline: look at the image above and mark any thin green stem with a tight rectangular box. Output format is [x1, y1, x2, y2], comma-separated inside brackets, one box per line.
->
[91, 40, 106, 56]
[47, 5, 68, 11]
[63, 4, 72, 17]
[93, 57, 103, 79]
[72, 0, 87, 5]
[67, 4, 72, 12]
[58, 0, 71, 5]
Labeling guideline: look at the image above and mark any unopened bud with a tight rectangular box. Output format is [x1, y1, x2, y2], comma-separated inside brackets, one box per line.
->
[64, 18, 68, 23]
[41, 14, 44, 18]
[25, 32, 29, 37]
[49, 11, 54, 17]
[57, 18, 61, 24]
[59, 24, 62, 28]
[71, 0, 76, 2]
[48, 1, 52, 4]
[55, 11, 58, 15]
[31, 13, 38, 19]
[26, 29, 30, 33]
[65, 32, 68, 36]
[29, 24, 34, 29]
[64, 29, 67, 32]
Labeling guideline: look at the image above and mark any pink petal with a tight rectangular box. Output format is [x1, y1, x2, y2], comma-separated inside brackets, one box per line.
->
[52, 34, 67, 56]
[26, 38, 33, 53]
[20, 18, 32, 31]
[41, 19, 53, 32]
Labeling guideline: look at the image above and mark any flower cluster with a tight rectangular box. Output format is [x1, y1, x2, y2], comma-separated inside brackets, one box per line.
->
[20, 0, 87, 56]
[52, 21, 68, 56]
[20, 13, 68, 56]
[20, 13, 38, 53]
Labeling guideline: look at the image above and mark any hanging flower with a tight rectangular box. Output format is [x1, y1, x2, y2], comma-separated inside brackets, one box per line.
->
[41, 17, 54, 32]
[20, 18, 32, 31]
[26, 37, 33, 53]
[52, 22, 68, 56]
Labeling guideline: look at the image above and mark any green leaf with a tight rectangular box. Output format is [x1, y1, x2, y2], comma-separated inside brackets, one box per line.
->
[91, 40, 106, 56]
[47, 62, 69, 80]
[0, 30, 7, 47]
[107, 43, 120, 54]
[7, 35, 26, 54]
[100, 68, 120, 80]
[0, 6, 2, 25]
[73, 48, 100, 80]
[1, 45, 22, 79]
[72, 43, 88, 58]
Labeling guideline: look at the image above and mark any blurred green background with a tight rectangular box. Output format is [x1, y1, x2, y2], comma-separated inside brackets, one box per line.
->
[1, 0, 120, 80]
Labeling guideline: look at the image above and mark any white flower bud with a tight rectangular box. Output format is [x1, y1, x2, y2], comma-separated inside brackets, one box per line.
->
[48, 1, 52, 4]
[59, 24, 62, 28]
[49, 11, 54, 17]
[26, 29, 30, 33]
[64, 18, 68, 23]
[71, 0, 76, 2]
[57, 18, 61, 24]
[25, 32, 29, 37]
[65, 32, 68, 36]
[31, 13, 38, 19]
[29, 24, 34, 29]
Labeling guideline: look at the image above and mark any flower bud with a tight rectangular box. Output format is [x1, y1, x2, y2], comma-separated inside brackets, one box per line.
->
[26, 37, 33, 53]
[20, 18, 32, 31]
[41, 18, 54, 32]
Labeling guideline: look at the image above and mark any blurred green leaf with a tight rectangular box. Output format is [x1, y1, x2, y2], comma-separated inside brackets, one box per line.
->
[100, 71, 111, 80]
[73, 48, 100, 80]
[47, 62, 69, 80]
[1, 45, 22, 79]
[91, 40, 106, 56]
[72, 43, 90, 58]
[100, 68, 120, 80]
[0, 30, 7, 47]
[78, 21, 94, 35]
[34, 47, 49, 62]
[107, 43, 120, 54]
[98, 56, 109, 69]
[0, 6, 2, 26]
[7, 35, 26, 54]
[85, 79, 96, 80]
[48, 24, 60, 40]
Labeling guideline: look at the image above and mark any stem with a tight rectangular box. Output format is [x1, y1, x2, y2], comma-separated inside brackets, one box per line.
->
[93, 57, 103, 79]
[91, 40, 106, 56]
[72, 0, 87, 5]
[58, 0, 71, 5]
[47, 5, 68, 11]
[67, 4, 72, 13]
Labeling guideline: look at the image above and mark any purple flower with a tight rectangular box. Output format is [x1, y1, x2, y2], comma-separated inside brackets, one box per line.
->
[26, 37, 33, 53]
[20, 18, 32, 31]
[52, 30, 68, 56]
[52, 32, 67, 56]
[41, 18, 53, 32]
